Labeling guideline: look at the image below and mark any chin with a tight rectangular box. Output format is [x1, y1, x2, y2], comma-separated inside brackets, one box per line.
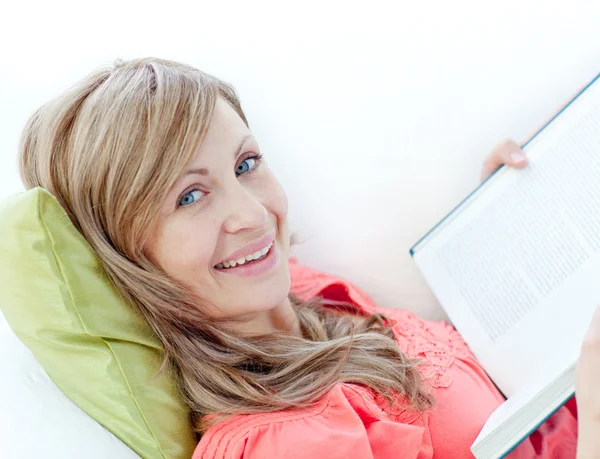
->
[244, 266, 291, 314]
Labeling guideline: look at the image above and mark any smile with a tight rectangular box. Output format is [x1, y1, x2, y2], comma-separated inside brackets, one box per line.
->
[215, 242, 274, 269]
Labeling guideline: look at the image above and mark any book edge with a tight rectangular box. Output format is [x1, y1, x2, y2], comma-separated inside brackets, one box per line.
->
[471, 365, 576, 459]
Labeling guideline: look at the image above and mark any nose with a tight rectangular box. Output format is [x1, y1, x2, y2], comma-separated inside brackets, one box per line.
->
[222, 181, 269, 234]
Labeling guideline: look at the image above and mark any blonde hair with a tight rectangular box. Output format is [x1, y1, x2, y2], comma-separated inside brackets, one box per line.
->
[18, 57, 433, 434]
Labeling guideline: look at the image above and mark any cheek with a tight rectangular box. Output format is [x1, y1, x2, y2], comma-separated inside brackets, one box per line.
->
[148, 218, 216, 282]
[262, 172, 290, 256]
[264, 171, 288, 220]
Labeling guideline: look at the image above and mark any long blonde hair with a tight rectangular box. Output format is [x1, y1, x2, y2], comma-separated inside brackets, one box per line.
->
[18, 57, 433, 434]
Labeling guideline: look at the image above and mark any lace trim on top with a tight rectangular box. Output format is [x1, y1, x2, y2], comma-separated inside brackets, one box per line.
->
[389, 310, 475, 389]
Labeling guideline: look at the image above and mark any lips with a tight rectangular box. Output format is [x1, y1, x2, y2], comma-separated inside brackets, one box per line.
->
[215, 242, 273, 269]
[215, 231, 275, 268]
[214, 239, 279, 277]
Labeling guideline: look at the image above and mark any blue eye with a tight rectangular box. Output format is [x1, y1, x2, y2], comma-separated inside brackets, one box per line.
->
[178, 189, 204, 207]
[236, 157, 259, 176]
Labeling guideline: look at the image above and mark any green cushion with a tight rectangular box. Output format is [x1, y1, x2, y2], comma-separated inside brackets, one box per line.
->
[0, 187, 196, 459]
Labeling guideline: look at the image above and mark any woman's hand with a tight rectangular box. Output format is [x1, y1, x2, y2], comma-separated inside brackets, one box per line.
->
[480, 139, 528, 183]
[576, 305, 600, 459]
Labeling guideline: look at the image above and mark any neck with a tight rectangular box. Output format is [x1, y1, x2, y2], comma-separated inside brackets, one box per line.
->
[228, 296, 302, 337]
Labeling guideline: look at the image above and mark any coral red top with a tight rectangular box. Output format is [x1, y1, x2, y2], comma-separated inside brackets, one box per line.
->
[192, 259, 578, 458]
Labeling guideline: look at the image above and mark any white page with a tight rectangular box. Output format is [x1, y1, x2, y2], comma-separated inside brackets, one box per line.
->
[412, 77, 600, 395]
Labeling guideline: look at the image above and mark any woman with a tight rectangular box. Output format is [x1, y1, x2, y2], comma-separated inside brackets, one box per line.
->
[17, 57, 598, 458]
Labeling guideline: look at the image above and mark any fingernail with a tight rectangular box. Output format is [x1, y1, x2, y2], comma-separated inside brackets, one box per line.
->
[510, 152, 526, 163]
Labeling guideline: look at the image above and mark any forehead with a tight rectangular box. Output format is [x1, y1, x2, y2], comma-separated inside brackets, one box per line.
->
[188, 98, 252, 168]
[201, 98, 248, 148]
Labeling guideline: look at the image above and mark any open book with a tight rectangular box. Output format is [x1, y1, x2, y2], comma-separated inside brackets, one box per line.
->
[409, 73, 600, 459]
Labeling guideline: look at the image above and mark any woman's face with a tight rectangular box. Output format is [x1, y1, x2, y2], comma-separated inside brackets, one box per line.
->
[146, 97, 291, 319]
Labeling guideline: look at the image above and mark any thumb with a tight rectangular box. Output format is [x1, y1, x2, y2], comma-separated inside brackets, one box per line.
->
[480, 139, 527, 182]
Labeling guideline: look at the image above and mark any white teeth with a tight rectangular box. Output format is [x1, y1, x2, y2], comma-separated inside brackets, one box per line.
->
[217, 242, 274, 269]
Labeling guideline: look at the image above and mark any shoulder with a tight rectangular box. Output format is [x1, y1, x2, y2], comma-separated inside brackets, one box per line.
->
[288, 258, 464, 343]
[288, 257, 379, 315]
[287, 259, 477, 389]
[193, 384, 433, 459]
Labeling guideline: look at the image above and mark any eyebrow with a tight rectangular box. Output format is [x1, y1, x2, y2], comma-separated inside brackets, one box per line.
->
[182, 134, 254, 177]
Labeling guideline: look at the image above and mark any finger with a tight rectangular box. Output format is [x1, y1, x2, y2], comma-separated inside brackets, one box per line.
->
[480, 139, 528, 182]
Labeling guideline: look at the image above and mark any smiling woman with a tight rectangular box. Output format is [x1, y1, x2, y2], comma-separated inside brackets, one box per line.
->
[17, 56, 430, 436]
[15, 57, 583, 459]
[145, 97, 294, 330]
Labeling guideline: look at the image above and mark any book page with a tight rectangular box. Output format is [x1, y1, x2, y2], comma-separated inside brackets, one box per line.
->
[412, 77, 600, 395]
[438, 104, 600, 341]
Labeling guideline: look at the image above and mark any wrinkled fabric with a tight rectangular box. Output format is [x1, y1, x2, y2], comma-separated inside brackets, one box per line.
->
[193, 258, 578, 459]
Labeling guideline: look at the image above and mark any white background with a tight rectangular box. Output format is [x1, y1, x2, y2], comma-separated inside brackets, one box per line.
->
[0, 1, 599, 457]
[1, 0, 599, 321]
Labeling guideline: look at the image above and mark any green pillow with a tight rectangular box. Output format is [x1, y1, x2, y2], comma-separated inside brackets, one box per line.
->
[0, 187, 196, 459]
